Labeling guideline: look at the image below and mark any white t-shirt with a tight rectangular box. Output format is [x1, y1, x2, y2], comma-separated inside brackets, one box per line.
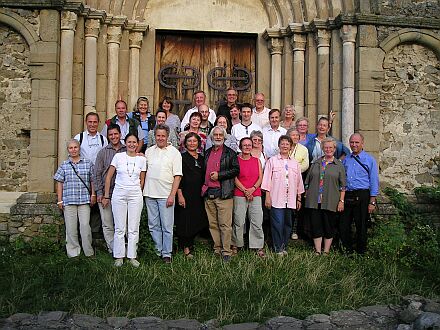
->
[143, 145, 183, 198]
[74, 130, 108, 165]
[111, 152, 146, 190]
[231, 122, 262, 144]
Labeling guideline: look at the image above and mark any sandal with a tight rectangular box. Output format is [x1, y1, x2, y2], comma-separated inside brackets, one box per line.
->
[231, 245, 238, 256]
[314, 251, 322, 256]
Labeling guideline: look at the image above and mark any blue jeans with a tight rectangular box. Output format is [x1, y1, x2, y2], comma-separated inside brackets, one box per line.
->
[145, 197, 175, 258]
[270, 207, 293, 252]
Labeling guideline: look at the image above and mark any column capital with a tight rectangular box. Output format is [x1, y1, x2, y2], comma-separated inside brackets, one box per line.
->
[290, 33, 307, 51]
[315, 29, 331, 48]
[340, 24, 358, 43]
[85, 18, 100, 38]
[129, 31, 144, 49]
[107, 25, 122, 45]
[268, 37, 284, 55]
[61, 11, 77, 31]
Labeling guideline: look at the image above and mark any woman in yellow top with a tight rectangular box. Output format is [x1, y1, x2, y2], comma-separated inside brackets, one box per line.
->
[287, 128, 309, 173]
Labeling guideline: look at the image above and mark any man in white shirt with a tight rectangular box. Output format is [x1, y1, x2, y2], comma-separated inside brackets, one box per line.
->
[251, 92, 271, 128]
[262, 109, 287, 158]
[180, 90, 216, 131]
[231, 103, 261, 146]
[74, 112, 108, 165]
[144, 124, 183, 263]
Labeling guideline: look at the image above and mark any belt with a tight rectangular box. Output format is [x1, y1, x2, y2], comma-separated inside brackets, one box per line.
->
[346, 189, 369, 193]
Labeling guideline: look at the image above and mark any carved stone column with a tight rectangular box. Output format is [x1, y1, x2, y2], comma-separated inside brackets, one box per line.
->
[106, 24, 122, 118]
[268, 38, 284, 110]
[84, 18, 100, 115]
[291, 33, 307, 118]
[316, 28, 331, 118]
[340, 25, 357, 146]
[58, 11, 77, 163]
[128, 31, 144, 111]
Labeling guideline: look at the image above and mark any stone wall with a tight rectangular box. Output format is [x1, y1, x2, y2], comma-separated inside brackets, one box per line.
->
[0, 23, 31, 192]
[379, 0, 440, 18]
[380, 43, 440, 192]
[7, 192, 62, 242]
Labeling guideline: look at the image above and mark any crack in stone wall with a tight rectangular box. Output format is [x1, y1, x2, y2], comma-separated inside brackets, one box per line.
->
[0, 23, 31, 192]
[380, 43, 440, 192]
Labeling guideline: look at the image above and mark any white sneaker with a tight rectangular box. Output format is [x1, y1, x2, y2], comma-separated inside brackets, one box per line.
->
[114, 258, 123, 267]
[129, 258, 140, 268]
[291, 233, 299, 240]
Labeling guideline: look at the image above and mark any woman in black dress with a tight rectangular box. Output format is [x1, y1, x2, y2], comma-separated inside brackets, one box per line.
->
[175, 132, 208, 258]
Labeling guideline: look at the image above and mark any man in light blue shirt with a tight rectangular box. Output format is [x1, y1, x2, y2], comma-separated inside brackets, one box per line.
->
[340, 133, 379, 254]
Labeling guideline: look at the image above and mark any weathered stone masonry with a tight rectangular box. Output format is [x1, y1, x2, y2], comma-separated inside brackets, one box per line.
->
[0, 0, 438, 241]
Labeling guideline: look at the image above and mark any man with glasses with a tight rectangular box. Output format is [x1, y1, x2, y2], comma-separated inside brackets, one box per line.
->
[251, 93, 271, 128]
[231, 103, 261, 150]
[217, 87, 239, 122]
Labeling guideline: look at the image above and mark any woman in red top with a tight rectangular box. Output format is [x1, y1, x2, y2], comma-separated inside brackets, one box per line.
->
[232, 137, 265, 257]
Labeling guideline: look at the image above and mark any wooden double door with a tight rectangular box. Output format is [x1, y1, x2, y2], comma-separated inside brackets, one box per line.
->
[154, 32, 256, 118]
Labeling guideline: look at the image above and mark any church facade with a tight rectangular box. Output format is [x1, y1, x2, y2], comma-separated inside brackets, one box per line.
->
[0, 0, 439, 210]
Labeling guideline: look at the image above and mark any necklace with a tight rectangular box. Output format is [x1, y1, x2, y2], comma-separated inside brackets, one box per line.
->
[126, 155, 136, 177]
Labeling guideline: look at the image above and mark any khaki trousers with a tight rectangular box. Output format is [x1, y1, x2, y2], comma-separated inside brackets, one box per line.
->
[205, 197, 233, 256]
[64, 204, 93, 257]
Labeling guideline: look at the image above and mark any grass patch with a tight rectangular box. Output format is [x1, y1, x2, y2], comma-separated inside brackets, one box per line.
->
[0, 240, 438, 324]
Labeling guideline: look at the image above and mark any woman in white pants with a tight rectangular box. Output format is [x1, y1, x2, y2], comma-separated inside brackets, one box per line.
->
[54, 139, 95, 258]
[102, 133, 146, 267]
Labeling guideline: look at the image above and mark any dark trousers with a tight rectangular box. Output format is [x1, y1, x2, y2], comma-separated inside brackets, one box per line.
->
[339, 189, 370, 254]
[270, 207, 293, 253]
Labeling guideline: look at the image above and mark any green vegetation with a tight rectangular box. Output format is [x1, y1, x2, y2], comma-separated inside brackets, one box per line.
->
[0, 187, 439, 324]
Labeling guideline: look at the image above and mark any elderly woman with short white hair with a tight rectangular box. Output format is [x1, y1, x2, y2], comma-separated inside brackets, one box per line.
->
[54, 139, 95, 258]
[304, 137, 346, 255]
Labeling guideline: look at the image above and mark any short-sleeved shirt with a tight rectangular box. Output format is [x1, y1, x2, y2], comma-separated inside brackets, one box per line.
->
[143, 145, 183, 198]
[53, 158, 94, 206]
[74, 130, 108, 165]
[261, 155, 304, 209]
[111, 152, 146, 190]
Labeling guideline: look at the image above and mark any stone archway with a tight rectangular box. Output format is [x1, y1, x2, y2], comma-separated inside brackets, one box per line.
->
[379, 43, 440, 192]
[0, 8, 60, 192]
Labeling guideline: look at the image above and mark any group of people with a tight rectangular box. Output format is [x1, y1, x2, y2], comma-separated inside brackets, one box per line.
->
[54, 87, 379, 265]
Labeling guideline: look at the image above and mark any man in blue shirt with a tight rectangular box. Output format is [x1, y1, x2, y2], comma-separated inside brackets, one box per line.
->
[339, 133, 379, 254]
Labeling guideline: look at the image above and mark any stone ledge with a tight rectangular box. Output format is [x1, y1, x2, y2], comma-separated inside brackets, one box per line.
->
[3, 296, 439, 329]
[0, 192, 25, 213]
